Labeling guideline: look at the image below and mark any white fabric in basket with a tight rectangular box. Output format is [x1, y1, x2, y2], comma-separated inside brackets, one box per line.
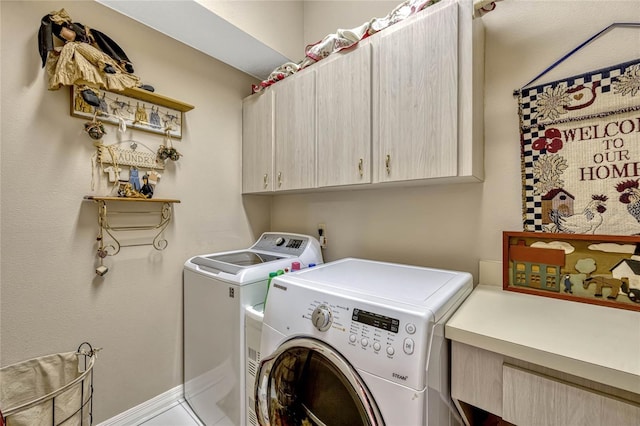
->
[1, 351, 92, 426]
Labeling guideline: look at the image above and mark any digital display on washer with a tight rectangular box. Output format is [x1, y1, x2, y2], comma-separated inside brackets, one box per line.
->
[352, 308, 399, 333]
[286, 238, 304, 249]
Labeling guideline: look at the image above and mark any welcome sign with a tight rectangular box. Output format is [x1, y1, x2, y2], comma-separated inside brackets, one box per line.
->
[518, 59, 640, 235]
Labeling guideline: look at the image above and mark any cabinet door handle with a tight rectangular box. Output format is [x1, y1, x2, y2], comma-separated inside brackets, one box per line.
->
[277, 172, 282, 187]
[358, 158, 363, 177]
[385, 155, 391, 175]
[263, 174, 268, 188]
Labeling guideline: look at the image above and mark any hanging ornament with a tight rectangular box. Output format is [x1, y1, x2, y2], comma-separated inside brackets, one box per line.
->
[84, 116, 106, 140]
[156, 128, 182, 162]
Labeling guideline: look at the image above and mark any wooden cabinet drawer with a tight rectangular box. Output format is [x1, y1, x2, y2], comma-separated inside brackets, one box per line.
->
[451, 341, 503, 417]
[503, 364, 640, 426]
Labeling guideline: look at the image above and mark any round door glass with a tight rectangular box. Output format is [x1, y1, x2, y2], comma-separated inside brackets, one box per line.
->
[265, 346, 376, 426]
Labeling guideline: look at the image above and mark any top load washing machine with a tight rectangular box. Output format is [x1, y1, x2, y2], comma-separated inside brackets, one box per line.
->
[184, 232, 323, 426]
[255, 258, 472, 426]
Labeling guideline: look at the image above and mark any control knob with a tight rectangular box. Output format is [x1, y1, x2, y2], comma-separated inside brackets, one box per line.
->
[311, 305, 333, 331]
[275, 237, 285, 246]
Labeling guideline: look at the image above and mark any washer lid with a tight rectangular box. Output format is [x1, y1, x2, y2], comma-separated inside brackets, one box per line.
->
[290, 258, 471, 309]
[191, 250, 286, 274]
[205, 251, 284, 266]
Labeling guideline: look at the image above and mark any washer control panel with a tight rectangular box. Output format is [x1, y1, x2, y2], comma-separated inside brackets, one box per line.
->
[349, 308, 418, 358]
[251, 233, 309, 256]
[297, 297, 430, 390]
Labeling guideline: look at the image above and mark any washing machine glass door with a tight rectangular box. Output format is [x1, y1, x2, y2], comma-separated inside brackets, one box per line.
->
[255, 337, 384, 426]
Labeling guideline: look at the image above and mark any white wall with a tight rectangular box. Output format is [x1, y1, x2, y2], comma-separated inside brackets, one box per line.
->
[269, 0, 640, 279]
[196, 0, 305, 61]
[196, 1, 400, 66]
[0, 0, 269, 422]
[302, 1, 399, 47]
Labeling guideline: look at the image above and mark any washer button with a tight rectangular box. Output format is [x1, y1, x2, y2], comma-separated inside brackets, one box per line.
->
[373, 342, 381, 351]
[349, 334, 357, 343]
[360, 338, 369, 347]
[386, 346, 395, 356]
[405, 323, 416, 334]
[403, 338, 415, 355]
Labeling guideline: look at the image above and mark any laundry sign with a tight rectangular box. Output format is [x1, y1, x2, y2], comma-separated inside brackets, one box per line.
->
[518, 58, 640, 235]
[97, 142, 164, 170]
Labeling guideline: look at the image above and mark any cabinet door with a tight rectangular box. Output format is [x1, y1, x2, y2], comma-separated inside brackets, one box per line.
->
[274, 70, 316, 191]
[374, 1, 459, 182]
[451, 341, 503, 417]
[242, 91, 273, 193]
[503, 364, 640, 426]
[317, 44, 371, 187]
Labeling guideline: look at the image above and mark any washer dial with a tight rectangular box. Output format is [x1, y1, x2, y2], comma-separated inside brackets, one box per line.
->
[311, 305, 333, 331]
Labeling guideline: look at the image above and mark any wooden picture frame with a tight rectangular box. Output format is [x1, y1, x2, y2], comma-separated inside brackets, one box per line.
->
[503, 231, 640, 311]
[70, 85, 183, 138]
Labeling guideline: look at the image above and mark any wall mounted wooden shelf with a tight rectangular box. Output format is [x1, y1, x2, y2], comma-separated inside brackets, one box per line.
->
[117, 87, 194, 112]
[84, 196, 181, 203]
[72, 86, 194, 139]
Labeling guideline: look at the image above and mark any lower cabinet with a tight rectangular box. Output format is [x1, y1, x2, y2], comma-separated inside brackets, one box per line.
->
[451, 341, 503, 418]
[451, 341, 640, 426]
[502, 364, 640, 426]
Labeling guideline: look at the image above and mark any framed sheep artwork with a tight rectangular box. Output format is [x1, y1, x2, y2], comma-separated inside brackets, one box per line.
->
[503, 231, 640, 311]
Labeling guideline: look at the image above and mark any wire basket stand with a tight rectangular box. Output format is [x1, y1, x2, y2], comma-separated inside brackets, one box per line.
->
[0, 342, 98, 426]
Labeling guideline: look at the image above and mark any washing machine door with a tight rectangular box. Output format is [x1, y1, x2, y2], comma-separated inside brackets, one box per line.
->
[255, 337, 384, 426]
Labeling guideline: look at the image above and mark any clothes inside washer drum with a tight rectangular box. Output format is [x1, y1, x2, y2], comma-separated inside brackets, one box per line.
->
[269, 348, 371, 426]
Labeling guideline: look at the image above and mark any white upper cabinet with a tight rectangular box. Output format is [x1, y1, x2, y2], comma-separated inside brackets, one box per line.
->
[241, 0, 483, 194]
[373, 0, 459, 182]
[316, 44, 372, 187]
[242, 91, 274, 193]
[371, 0, 483, 184]
[273, 69, 317, 191]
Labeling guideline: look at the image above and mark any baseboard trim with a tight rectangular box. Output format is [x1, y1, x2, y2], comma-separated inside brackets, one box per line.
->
[97, 385, 184, 426]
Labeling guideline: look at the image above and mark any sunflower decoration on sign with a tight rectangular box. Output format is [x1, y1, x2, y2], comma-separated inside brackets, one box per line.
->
[534, 84, 572, 121]
[612, 63, 640, 96]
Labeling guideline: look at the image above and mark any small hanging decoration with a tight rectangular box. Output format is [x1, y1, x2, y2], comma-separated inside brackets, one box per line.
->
[95, 221, 112, 276]
[157, 129, 182, 162]
[84, 118, 106, 140]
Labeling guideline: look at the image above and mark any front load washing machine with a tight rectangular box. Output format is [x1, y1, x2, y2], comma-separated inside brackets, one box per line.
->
[184, 232, 323, 426]
[255, 258, 472, 426]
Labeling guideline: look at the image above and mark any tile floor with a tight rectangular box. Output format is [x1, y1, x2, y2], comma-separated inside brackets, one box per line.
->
[139, 400, 204, 426]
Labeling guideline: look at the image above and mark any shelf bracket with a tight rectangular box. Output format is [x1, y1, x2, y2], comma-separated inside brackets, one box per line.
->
[85, 196, 180, 256]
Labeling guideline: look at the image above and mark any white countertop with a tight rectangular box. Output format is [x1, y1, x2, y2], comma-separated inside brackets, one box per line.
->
[445, 285, 640, 395]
